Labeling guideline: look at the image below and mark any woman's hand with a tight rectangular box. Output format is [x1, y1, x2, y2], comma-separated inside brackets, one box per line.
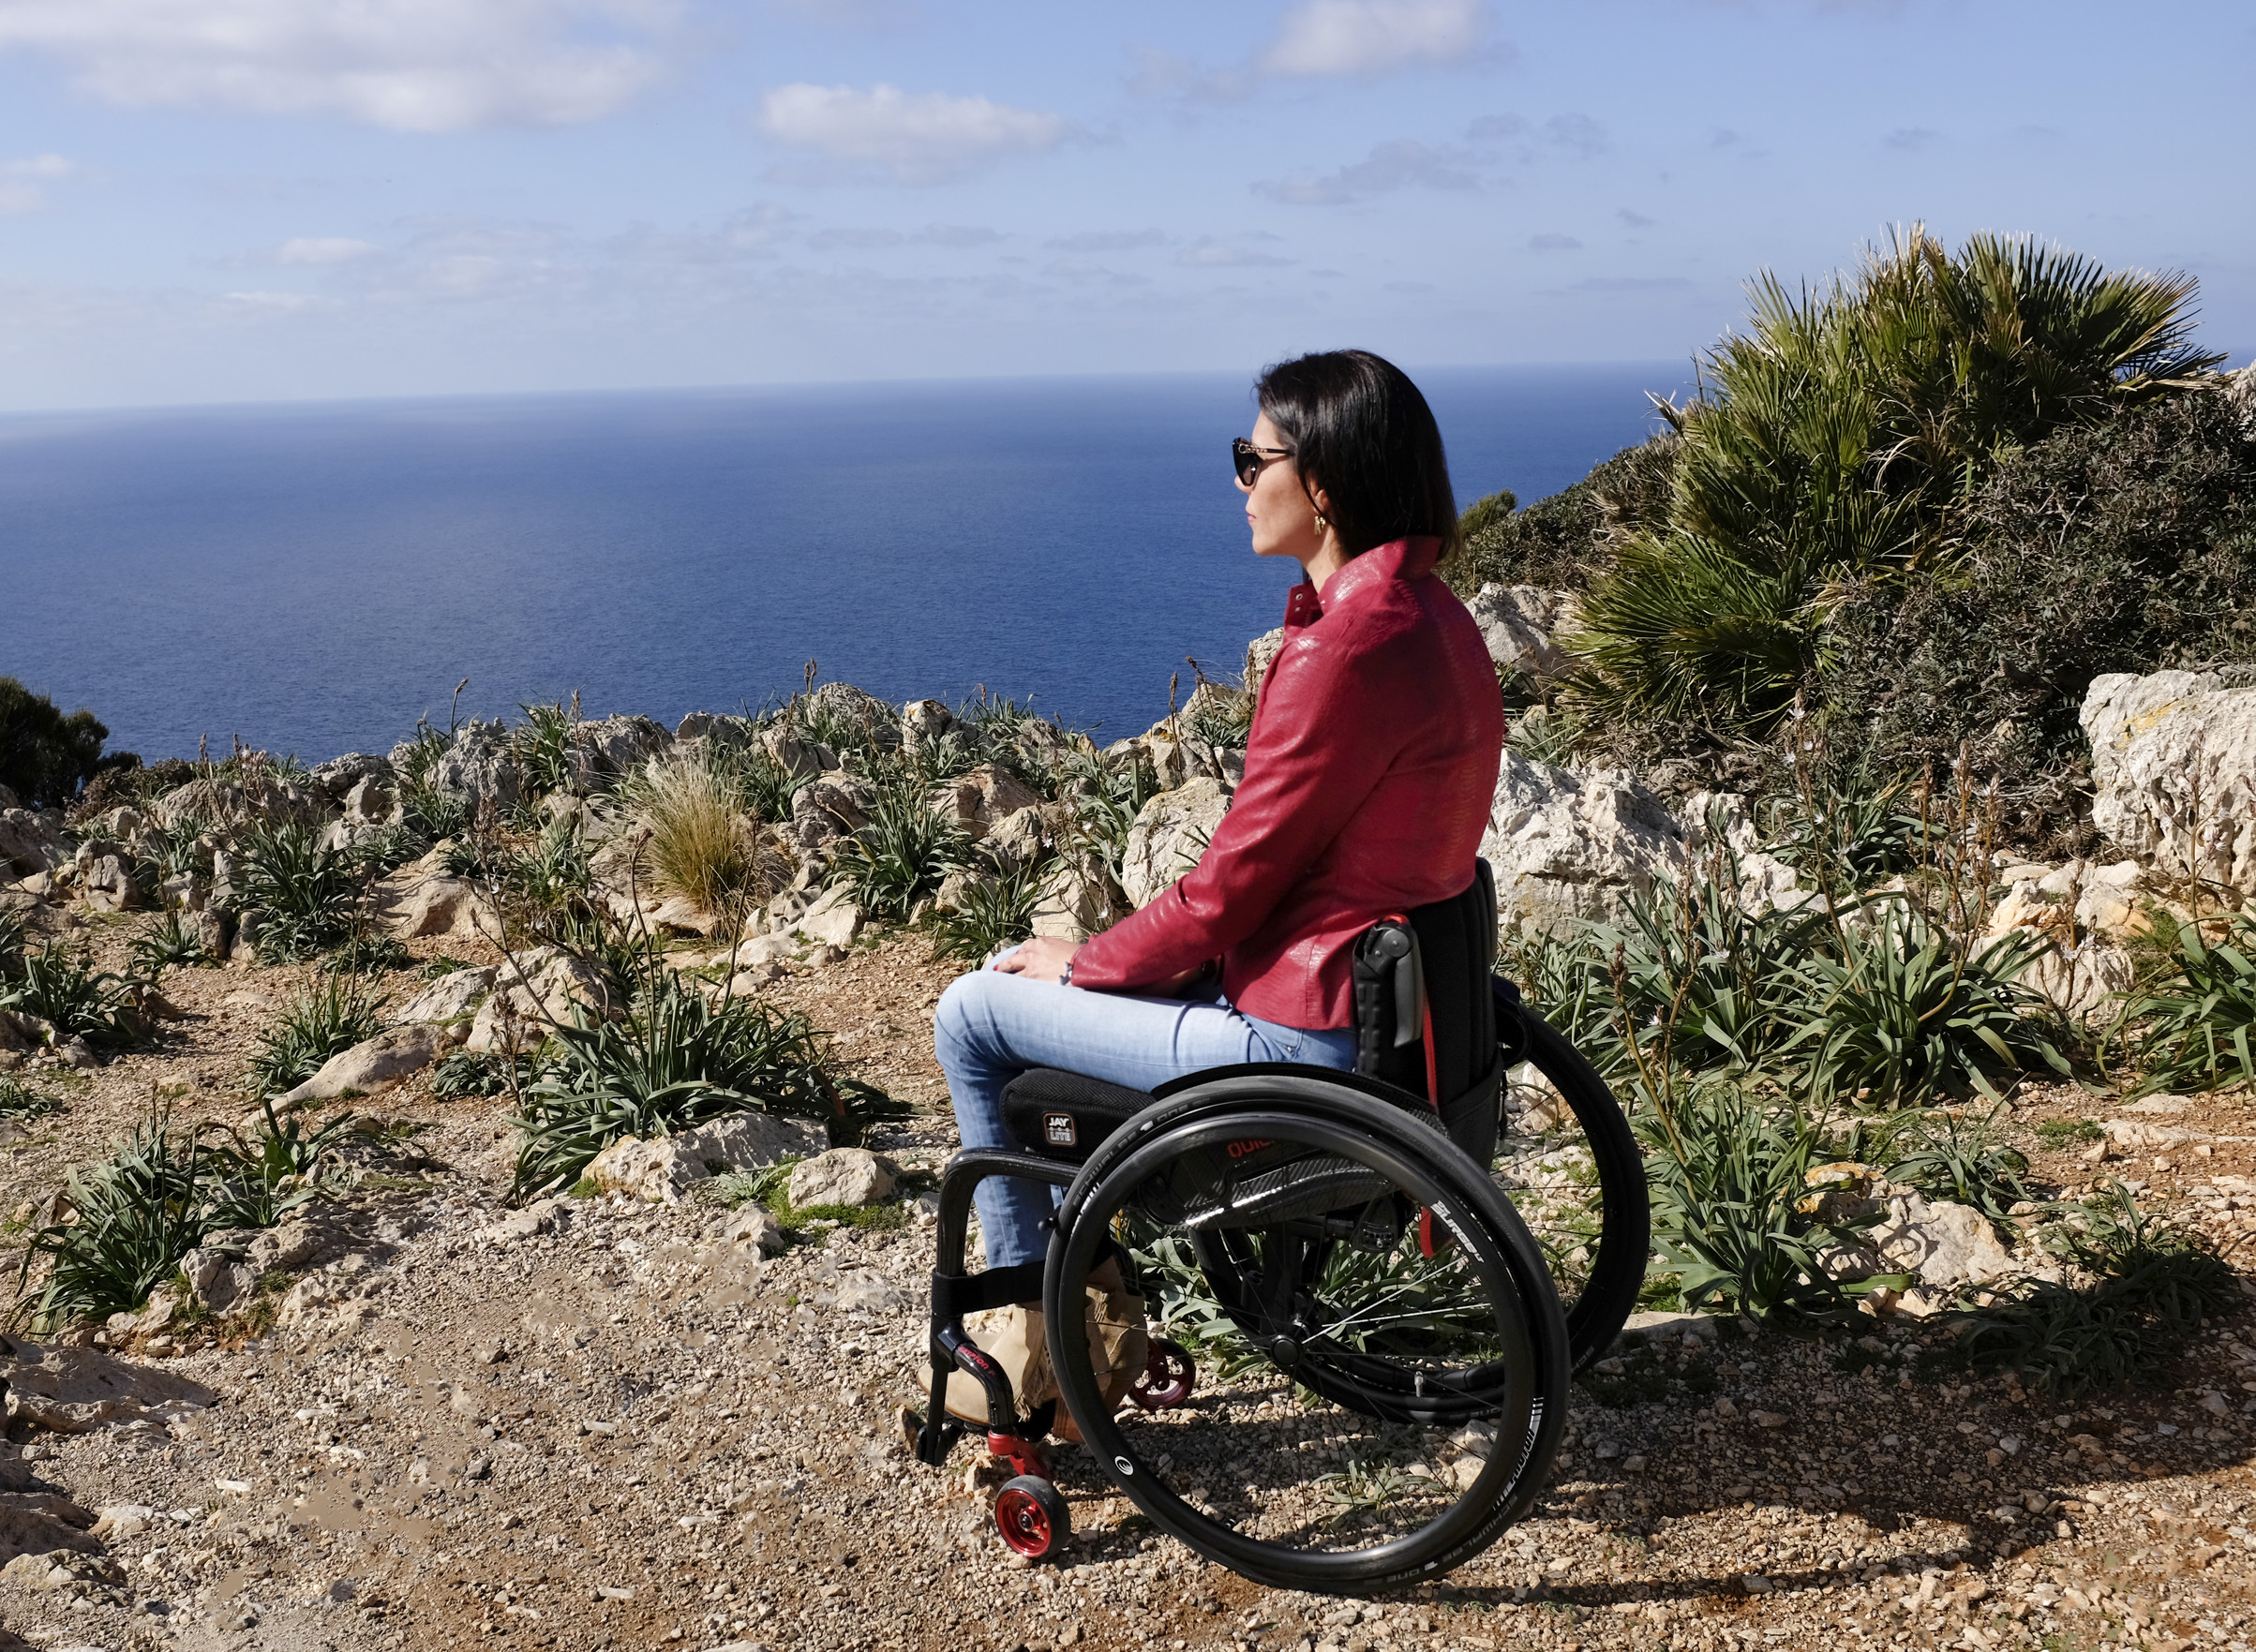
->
[992, 936, 1082, 984]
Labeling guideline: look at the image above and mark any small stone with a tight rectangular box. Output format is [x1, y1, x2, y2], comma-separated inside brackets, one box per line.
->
[787, 1148, 899, 1210]
[1741, 1574, 1772, 1594]
[466, 1456, 492, 1481]
[1753, 1410, 1787, 1428]
[1712, 1397, 1738, 1418]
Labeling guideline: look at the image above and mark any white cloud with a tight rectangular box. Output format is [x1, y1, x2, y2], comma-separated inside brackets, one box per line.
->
[1262, 0, 1490, 78]
[278, 236, 381, 264]
[221, 290, 325, 310]
[1254, 139, 1480, 206]
[0, 153, 71, 213]
[0, 0, 684, 132]
[757, 82, 1069, 185]
[1527, 232, 1582, 251]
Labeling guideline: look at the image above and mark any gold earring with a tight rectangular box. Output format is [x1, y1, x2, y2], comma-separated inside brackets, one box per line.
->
[1315, 512, 1328, 530]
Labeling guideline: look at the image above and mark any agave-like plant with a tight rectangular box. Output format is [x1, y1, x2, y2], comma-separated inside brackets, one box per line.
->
[509, 979, 898, 1198]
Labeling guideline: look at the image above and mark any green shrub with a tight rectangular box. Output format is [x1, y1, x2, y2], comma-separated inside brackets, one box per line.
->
[202, 1098, 356, 1230]
[1574, 229, 2221, 732]
[515, 701, 576, 796]
[1637, 1078, 1895, 1327]
[509, 976, 899, 1198]
[1797, 907, 2068, 1109]
[2037, 1116, 2103, 1149]
[235, 819, 362, 961]
[2104, 910, 2256, 1095]
[0, 1074, 64, 1120]
[398, 782, 469, 846]
[324, 933, 412, 975]
[14, 1109, 214, 1330]
[714, 741, 799, 826]
[133, 818, 210, 895]
[431, 1048, 532, 1101]
[0, 907, 25, 974]
[1448, 439, 1677, 596]
[1879, 1107, 2029, 1221]
[0, 942, 136, 1047]
[830, 785, 968, 921]
[1816, 388, 2256, 840]
[0, 677, 108, 807]
[929, 862, 1045, 964]
[1947, 1183, 2238, 1395]
[245, 974, 388, 1097]
[128, 912, 210, 977]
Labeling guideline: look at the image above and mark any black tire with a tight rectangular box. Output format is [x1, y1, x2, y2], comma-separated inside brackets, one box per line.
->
[994, 1476, 1070, 1561]
[1046, 1081, 1568, 1595]
[1502, 992, 1651, 1373]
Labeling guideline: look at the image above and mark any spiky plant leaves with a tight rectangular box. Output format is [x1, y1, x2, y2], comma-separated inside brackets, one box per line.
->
[1792, 907, 2068, 1109]
[830, 785, 968, 923]
[235, 818, 363, 962]
[128, 911, 210, 978]
[1576, 227, 2224, 729]
[245, 974, 389, 1098]
[2106, 910, 2256, 1095]
[0, 941, 137, 1046]
[928, 861, 1046, 965]
[14, 1109, 215, 1331]
[508, 978, 901, 1200]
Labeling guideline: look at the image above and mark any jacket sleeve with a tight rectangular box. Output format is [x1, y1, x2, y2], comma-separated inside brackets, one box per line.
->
[1072, 621, 1402, 995]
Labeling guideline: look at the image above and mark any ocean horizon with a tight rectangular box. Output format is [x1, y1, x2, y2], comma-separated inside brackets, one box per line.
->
[0, 364, 1687, 766]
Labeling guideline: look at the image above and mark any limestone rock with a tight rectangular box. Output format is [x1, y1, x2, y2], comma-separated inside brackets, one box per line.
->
[80, 853, 136, 914]
[0, 1492, 97, 1568]
[934, 766, 1041, 840]
[790, 886, 864, 948]
[0, 1335, 217, 1433]
[1029, 850, 1129, 942]
[787, 1148, 898, 1210]
[465, 950, 618, 1051]
[1119, 778, 1229, 910]
[790, 773, 877, 856]
[723, 1205, 787, 1256]
[393, 966, 495, 1028]
[2082, 669, 2256, 900]
[375, 873, 486, 941]
[586, 1113, 826, 1204]
[276, 1022, 454, 1108]
[1479, 753, 1690, 935]
[0, 810, 66, 877]
[984, 805, 1050, 871]
[567, 714, 672, 793]
[479, 1197, 570, 1243]
[1467, 584, 1582, 682]
[340, 774, 399, 827]
[801, 682, 901, 751]
[307, 752, 394, 798]
[1244, 627, 1287, 710]
[1867, 1194, 2018, 1288]
[902, 699, 959, 755]
[407, 719, 523, 815]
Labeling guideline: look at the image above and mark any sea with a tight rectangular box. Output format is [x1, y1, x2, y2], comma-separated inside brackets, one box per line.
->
[0, 365, 1686, 765]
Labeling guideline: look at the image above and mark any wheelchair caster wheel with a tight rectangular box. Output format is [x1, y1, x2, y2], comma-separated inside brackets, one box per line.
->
[994, 1475, 1070, 1560]
[1128, 1338, 1195, 1410]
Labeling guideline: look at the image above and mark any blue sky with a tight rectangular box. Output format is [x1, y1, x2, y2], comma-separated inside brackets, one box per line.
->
[0, 0, 2249, 411]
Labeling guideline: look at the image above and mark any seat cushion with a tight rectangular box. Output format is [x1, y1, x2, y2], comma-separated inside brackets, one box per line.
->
[1001, 1067, 1158, 1163]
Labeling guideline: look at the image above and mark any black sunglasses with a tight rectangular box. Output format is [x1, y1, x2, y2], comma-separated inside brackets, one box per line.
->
[1233, 436, 1294, 488]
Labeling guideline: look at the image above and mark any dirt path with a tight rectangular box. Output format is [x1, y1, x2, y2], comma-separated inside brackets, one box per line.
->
[3, 927, 2255, 1652]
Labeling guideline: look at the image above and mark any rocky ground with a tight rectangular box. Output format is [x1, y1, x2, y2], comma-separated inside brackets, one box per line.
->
[0, 911, 2251, 1652]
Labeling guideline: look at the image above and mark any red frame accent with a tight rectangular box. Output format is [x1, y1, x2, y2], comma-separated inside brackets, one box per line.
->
[986, 1431, 1051, 1480]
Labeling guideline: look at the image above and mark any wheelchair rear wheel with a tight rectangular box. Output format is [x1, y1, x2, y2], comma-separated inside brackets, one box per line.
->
[1046, 1085, 1567, 1594]
[1495, 992, 1650, 1374]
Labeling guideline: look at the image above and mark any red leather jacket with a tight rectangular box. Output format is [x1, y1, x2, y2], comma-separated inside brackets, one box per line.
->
[1073, 535, 1502, 1029]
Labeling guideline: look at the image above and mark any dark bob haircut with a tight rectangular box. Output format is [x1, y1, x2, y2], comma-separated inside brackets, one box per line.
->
[1256, 350, 1458, 560]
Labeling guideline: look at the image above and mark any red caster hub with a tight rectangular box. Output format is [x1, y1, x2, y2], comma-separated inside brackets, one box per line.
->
[1128, 1337, 1196, 1410]
[994, 1475, 1070, 1561]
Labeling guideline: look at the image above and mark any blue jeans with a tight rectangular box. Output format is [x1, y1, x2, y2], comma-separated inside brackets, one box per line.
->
[934, 949, 1362, 1269]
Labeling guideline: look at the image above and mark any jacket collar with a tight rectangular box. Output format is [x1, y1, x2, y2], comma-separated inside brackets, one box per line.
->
[1282, 536, 1441, 629]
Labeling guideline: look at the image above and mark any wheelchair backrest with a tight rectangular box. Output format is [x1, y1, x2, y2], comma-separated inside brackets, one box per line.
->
[1352, 860, 1502, 1159]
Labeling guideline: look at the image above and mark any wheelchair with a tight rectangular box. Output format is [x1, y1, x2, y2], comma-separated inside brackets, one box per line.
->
[911, 864, 1650, 1593]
